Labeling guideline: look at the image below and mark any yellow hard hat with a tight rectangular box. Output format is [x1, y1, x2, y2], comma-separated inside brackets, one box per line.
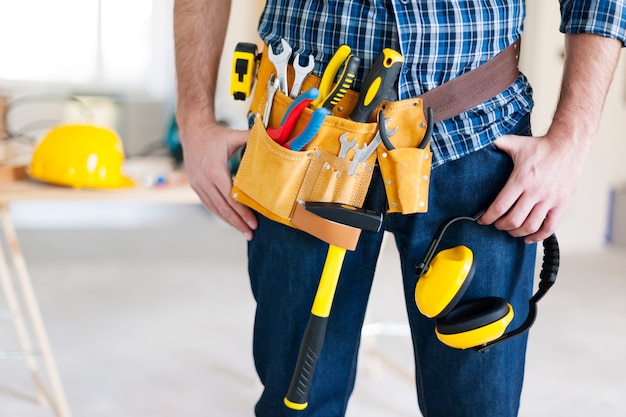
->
[28, 124, 134, 189]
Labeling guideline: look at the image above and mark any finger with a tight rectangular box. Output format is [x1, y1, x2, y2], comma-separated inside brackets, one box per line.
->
[523, 208, 562, 244]
[492, 191, 540, 233]
[230, 128, 251, 149]
[210, 164, 258, 236]
[478, 182, 523, 226]
[502, 201, 549, 238]
[206, 181, 257, 240]
[189, 161, 256, 240]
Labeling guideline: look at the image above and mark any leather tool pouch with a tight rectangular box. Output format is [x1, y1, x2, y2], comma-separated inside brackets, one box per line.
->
[231, 49, 432, 248]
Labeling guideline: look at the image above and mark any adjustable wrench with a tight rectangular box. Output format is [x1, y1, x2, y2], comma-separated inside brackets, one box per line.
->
[268, 38, 292, 96]
[290, 54, 315, 98]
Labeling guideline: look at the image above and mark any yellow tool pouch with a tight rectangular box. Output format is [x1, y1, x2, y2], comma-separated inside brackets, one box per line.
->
[231, 47, 432, 247]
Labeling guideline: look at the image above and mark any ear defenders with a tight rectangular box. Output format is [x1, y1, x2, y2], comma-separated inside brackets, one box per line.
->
[414, 211, 560, 352]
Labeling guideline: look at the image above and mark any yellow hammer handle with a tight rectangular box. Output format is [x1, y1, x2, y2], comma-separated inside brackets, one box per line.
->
[284, 244, 347, 410]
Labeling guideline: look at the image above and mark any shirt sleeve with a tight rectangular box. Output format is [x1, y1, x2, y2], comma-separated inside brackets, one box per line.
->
[559, 0, 626, 46]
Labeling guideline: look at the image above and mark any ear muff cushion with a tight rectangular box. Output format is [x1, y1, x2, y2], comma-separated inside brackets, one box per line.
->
[434, 300, 514, 349]
[415, 246, 476, 318]
[436, 297, 511, 334]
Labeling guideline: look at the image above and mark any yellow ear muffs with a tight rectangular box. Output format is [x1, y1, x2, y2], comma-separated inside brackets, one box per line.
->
[415, 212, 560, 352]
[434, 297, 514, 349]
[414, 246, 475, 318]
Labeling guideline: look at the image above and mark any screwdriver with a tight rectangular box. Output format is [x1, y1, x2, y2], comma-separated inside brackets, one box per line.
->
[349, 48, 403, 123]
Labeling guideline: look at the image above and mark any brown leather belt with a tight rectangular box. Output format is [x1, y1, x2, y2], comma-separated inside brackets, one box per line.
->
[420, 39, 521, 123]
[254, 39, 520, 124]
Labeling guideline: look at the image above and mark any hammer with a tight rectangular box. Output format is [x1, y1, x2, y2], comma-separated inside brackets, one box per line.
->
[284, 202, 383, 411]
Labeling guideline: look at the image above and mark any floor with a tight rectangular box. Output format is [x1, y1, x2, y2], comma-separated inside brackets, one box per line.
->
[1, 202, 625, 417]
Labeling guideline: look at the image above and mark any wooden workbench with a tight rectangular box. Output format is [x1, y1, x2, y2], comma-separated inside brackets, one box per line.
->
[0, 162, 199, 417]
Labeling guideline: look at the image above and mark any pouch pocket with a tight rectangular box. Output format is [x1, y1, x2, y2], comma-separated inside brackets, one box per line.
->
[378, 144, 432, 214]
[231, 114, 377, 228]
[300, 148, 375, 206]
[235, 73, 433, 227]
[232, 119, 313, 225]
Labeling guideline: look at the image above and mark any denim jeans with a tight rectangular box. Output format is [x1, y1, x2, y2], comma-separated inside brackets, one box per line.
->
[247, 115, 536, 417]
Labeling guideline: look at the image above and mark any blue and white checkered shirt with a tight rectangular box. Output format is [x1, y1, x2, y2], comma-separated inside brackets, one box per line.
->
[258, 0, 626, 167]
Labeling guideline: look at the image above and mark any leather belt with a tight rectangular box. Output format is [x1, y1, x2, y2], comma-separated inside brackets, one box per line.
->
[420, 39, 521, 123]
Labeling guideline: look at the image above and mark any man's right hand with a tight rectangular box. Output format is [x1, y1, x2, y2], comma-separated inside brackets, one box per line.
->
[180, 121, 257, 240]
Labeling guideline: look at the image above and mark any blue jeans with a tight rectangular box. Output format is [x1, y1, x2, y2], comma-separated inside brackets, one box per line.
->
[247, 115, 536, 417]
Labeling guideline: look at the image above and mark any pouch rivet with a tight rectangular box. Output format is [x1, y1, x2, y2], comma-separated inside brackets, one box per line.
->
[420, 201, 425, 207]
[386, 180, 392, 185]
[233, 193, 238, 199]
[316, 152, 321, 158]
[365, 166, 372, 173]
[337, 173, 342, 179]
[419, 122, 425, 128]
[424, 154, 430, 160]
[391, 202, 397, 208]
[423, 175, 429, 181]
[382, 152, 388, 158]
[325, 163, 331, 170]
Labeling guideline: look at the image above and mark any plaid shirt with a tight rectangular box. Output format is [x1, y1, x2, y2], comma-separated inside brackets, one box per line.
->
[258, 0, 626, 167]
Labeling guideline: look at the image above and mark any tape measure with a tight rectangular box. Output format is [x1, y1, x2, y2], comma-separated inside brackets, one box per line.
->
[230, 42, 259, 101]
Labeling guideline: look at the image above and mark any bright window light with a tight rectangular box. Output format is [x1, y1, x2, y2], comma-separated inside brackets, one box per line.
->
[0, 0, 99, 83]
[0, 0, 156, 91]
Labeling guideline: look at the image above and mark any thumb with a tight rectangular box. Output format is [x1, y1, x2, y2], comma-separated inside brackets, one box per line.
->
[228, 129, 250, 153]
[492, 134, 516, 156]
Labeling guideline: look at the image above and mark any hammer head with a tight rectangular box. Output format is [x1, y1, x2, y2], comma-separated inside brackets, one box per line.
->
[304, 202, 383, 232]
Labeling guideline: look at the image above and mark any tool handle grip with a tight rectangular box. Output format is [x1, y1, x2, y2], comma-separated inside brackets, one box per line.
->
[284, 314, 328, 410]
[268, 88, 320, 144]
[321, 55, 360, 110]
[311, 45, 352, 109]
[284, 244, 346, 410]
[350, 49, 403, 123]
[286, 108, 330, 151]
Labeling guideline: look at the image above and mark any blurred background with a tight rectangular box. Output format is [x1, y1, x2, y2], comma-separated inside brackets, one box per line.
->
[0, 0, 624, 246]
[0, 1, 625, 417]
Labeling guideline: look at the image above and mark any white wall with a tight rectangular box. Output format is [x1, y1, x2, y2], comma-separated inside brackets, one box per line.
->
[212, 1, 264, 130]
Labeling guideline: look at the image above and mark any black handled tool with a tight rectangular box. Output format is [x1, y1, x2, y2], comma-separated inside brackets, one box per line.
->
[379, 106, 434, 151]
[349, 48, 403, 123]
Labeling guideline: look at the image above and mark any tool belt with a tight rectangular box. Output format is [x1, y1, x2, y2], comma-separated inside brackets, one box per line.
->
[231, 41, 520, 249]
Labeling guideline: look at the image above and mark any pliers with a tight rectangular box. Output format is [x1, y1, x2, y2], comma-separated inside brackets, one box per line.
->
[380, 106, 434, 150]
[311, 45, 360, 111]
